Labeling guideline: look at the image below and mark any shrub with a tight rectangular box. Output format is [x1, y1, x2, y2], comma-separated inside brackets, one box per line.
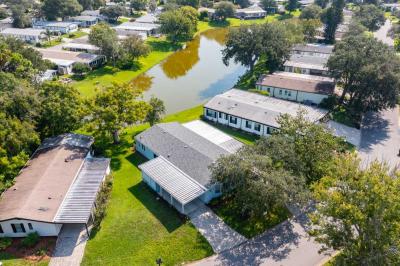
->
[21, 232, 40, 248]
[248, 88, 269, 96]
[0, 238, 12, 250]
[199, 10, 209, 21]
[93, 175, 113, 229]
[319, 95, 338, 110]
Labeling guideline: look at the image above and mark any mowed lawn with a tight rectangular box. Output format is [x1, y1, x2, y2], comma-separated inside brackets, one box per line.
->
[81, 106, 214, 266]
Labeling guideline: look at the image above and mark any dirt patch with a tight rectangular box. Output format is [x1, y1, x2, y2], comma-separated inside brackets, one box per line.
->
[4, 237, 56, 262]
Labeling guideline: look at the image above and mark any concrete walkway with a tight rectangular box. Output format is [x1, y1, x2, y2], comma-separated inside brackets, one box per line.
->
[49, 224, 89, 266]
[188, 211, 328, 266]
[373, 19, 394, 46]
[188, 204, 247, 253]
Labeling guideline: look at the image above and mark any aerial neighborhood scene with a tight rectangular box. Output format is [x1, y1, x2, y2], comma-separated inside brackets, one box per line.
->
[0, 0, 400, 264]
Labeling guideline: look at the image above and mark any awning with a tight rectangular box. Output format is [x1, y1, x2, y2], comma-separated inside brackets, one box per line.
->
[139, 156, 207, 205]
[54, 158, 110, 223]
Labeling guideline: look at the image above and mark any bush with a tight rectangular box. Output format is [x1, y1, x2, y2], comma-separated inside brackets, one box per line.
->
[199, 10, 209, 21]
[319, 95, 338, 110]
[0, 238, 12, 250]
[93, 175, 113, 229]
[21, 232, 40, 248]
[248, 88, 270, 96]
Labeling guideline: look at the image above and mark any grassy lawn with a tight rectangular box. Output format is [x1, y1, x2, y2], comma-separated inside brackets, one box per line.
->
[209, 196, 291, 238]
[81, 106, 215, 265]
[41, 31, 87, 48]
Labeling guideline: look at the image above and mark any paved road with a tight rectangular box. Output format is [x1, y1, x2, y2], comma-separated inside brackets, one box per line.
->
[358, 107, 400, 169]
[189, 204, 247, 253]
[188, 212, 329, 266]
[374, 19, 394, 46]
[49, 224, 89, 266]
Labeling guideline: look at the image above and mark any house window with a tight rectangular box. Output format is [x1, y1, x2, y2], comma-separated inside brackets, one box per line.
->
[284, 90, 288, 95]
[266, 87, 270, 93]
[245, 120, 252, 129]
[11, 223, 25, 233]
[279, 90, 282, 95]
[267, 127, 271, 135]
[229, 116, 237, 124]
[0, 224, 3, 234]
[214, 184, 222, 194]
[28, 223, 33, 230]
[141, 143, 146, 151]
[254, 123, 261, 132]
[288, 91, 292, 96]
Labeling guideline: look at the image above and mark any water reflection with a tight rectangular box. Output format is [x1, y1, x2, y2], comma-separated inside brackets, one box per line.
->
[161, 35, 200, 79]
[202, 28, 228, 45]
[137, 28, 247, 114]
[130, 73, 154, 91]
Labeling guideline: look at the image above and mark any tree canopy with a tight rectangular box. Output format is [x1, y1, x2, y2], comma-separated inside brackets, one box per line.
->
[354, 4, 385, 31]
[299, 4, 322, 20]
[159, 7, 197, 42]
[327, 34, 400, 118]
[322, 0, 344, 43]
[214, 1, 236, 21]
[100, 5, 127, 22]
[42, 0, 83, 20]
[260, 0, 277, 14]
[310, 154, 400, 265]
[89, 23, 121, 65]
[130, 0, 148, 11]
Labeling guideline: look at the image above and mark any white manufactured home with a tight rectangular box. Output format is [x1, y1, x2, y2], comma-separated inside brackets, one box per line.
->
[256, 71, 335, 105]
[0, 28, 46, 44]
[0, 134, 110, 237]
[291, 43, 333, 58]
[135, 121, 243, 214]
[284, 53, 329, 76]
[203, 89, 328, 136]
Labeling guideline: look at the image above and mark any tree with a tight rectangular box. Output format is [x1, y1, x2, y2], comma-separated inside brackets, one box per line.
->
[42, 0, 83, 20]
[343, 20, 367, 38]
[179, 6, 199, 30]
[287, 0, 298, 13]
[72, 62, 91, 76]
[322, 0, 344, 43]
[11, 6, 31, 28]
[121, 34, 151, 61]
[260, 0, 277, 14]
[159, 9, 196, 42]
[214, 1, 236, 21]
[88, 83, 150, 144]
[176, 0, 200, 8]
[327, 34, 400, 118]
[100, 5, 127, 22]
[78, 0, 105, 10]
[314, 0, 328, 8]
[0, 8, 8, 20]
[211, 142, 307, 219]
[145, 96, 165, 126]
[299, 4, 322, 20]
[36, 82, 84, 138]
[89, 23, 121, 65]
[310, 154, 400, 265]
[260, 110, 345, 183]
[222, 24, 263, 71]
[354, 4, 385, 31]
[260, 22, 293, 73]
[234, 0, 251, 8]
[130, 0, 148, 11]
[149, 0, 157, 12]
[301, 18, 322, 42]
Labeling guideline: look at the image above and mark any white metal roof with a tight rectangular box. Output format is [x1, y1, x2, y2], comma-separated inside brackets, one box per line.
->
[139, 156, 207, 205]
[54, 158, 110, 223]
[62, 42, 99, 51]
[183, 120, 243, 153]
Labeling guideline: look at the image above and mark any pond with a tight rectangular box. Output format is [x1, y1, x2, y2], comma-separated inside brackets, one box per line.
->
[131, 28, 247, 114]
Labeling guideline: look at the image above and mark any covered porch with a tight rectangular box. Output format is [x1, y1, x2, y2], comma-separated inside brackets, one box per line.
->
[139, 156, 207, 215]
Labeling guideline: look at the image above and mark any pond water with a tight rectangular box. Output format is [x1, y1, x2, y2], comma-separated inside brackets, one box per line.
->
[132, 28, 247, 114]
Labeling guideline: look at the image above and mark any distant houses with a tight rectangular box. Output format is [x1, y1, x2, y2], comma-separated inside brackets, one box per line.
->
[37, 49, 106, 74]
[114, 21, 160, 37]
[135, 120, 243, 214]
[256, 71, 335, 105]
[0, 28, 46, 44]
[69, 15, 99, 27]
[291, 43, 333, 58]
[235, 6, 267, 19]
[284, 53, 329, 76]
[0, 133, 110, 237]
[33, 21, 79, 34]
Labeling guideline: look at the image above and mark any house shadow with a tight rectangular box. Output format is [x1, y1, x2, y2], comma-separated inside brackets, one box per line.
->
[128, 182, 185, 233]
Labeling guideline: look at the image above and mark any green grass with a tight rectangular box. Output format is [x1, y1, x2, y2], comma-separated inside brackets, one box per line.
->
[41, 31, 87, 48]
[0, 253, 49, 266]
[73, 37, 180, 97]
[81, 106, 214, 266]
[209, 196, 291, 238]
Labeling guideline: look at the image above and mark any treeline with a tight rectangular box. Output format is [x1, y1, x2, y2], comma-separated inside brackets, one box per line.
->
[0, 36, 165, 192]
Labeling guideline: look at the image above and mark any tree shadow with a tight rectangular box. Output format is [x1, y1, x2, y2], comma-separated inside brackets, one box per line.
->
[359, 111, 390, 152]
[147, 40, 182, 52]
[208, 20, 231, 28]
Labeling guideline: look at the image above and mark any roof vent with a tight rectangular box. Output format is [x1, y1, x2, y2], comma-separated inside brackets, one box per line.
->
[184, 145, 188, 148]
[38, 207, 49, 212]
[48, 196, 52, 200]
[65, 158, 69, 163]
[13, 188, 17, 191]
[167, 154, 170, 157]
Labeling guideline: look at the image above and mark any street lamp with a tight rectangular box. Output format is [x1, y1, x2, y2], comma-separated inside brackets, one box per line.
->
[156, 258, 163, 266]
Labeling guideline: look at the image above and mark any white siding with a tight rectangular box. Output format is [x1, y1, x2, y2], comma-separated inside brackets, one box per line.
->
[257, 85, 328, 104]
[297, 91, 328, 104]
[0, 219, 62, 237]
[135, 140, 156, 160]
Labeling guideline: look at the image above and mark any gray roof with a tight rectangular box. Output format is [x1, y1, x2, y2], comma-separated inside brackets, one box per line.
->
[71, 15, 98, 22]
[54, 157, 110, 223]
[1, 27, 45, 36]
[204, 89, 327, 128]
[284, 54, 328, 71]
[135, 123, 231, 186]
[139, 156, 206, 205]
[114, 22, 159, 31]
[135, 14, 158, 24]
[39, 133, 94, 151]
[292, 44, 333, 55]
